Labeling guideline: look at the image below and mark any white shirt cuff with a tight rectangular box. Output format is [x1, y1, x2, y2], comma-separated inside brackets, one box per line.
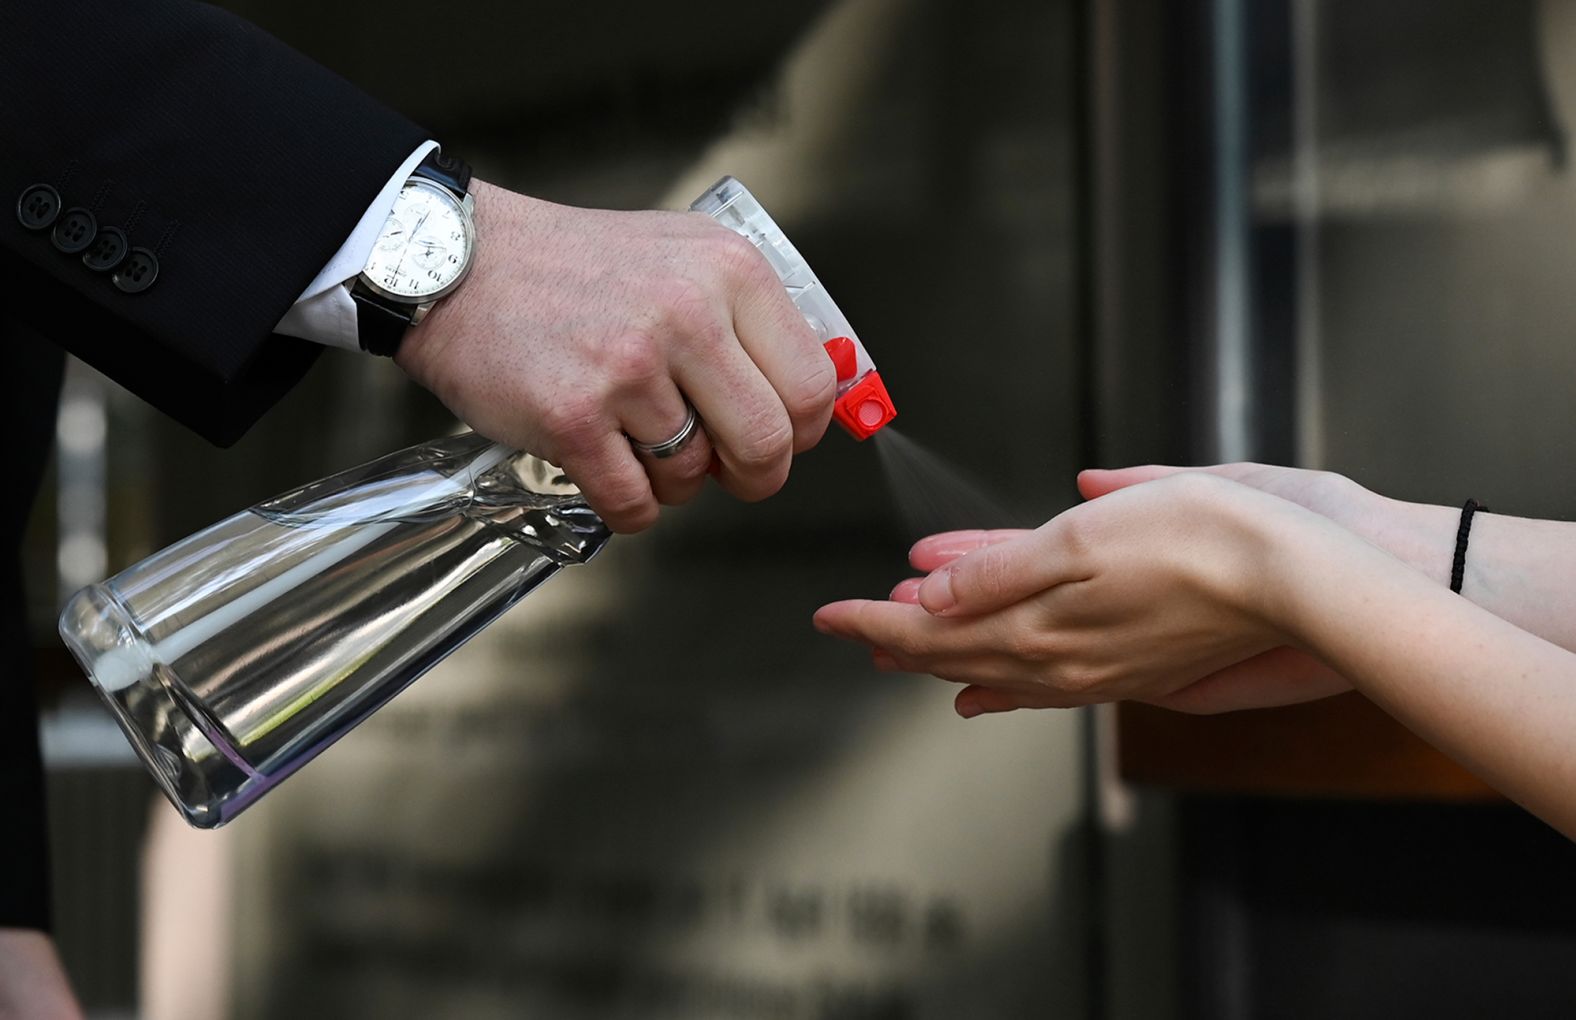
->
[274, 139, 441, 350]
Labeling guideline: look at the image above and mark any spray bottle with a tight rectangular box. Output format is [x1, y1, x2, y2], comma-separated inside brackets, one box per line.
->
[57, 177, 896, 827]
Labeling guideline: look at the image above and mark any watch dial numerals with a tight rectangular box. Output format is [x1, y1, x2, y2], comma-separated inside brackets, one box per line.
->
[367, 178, 471, 298]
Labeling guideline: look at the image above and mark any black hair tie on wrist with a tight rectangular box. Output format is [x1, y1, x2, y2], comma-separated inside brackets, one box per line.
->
[1450, 499, 1488, 594]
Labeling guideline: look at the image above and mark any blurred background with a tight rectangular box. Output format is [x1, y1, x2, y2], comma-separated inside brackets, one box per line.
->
[22, 0, 1576, 1017]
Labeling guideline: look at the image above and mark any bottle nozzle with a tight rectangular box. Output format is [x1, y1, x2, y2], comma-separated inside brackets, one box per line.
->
[693, 179, 896, 443]
[830, 367, 897, 441]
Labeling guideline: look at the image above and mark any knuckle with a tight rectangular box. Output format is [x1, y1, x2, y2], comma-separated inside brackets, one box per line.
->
[1314, 469, 1363, 500]
[1053, 509, 1095, 559]
[660, 285, 729, 353]
[1004, 628, 1052, 665]
[654, 478, 705, 508]
[651, 450, 714, 499]
[595, 477, 658, 532]
[711, 228, 766, 280]
[733, 412, 795, 472]
[664, 449, 713, 485]
[605, 330, 665, 388]
[1056, 664, 1108, 696]
[607, 504, 660, 534]
[729, 462, 791, 502]
[655, 275, 718, 332]
[1027, 629, 1063, 662]
[786, 357, 838, 426]
[540, 394, 603, 454]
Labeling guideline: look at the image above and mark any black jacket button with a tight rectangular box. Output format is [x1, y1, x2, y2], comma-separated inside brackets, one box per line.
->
[112, 247, 159, 293]
[51, 207, 97, 254]
[16, 184, 62, 230]
[81, 226, 128, 272]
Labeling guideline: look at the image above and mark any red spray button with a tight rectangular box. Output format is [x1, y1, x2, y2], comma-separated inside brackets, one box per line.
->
[832, 370, 897, 440]
[824, 336, 858, 382]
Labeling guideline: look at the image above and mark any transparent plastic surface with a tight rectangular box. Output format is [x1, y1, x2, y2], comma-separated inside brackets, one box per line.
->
[59, 177, 875, 826]
[58, 434, 610, 826]
[690, 176, 879, 393]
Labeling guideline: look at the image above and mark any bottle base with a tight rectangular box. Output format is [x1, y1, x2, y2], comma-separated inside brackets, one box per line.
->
[58, 584, 261, 828]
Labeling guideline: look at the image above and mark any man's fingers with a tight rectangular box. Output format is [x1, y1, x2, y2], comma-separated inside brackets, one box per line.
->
[909, 529, 1032, 572]
[619, 373, 715, 507]
[727, 247, 837, 455]
[565, 433, 661, 534]
[637, 428, 715, 506]
[672, 332, 795, 504]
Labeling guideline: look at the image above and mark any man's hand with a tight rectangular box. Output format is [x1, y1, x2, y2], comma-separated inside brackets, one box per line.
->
[397, 180, 838, 533]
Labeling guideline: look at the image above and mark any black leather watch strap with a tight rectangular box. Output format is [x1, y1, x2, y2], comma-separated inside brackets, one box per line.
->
[350, 280, 415, 356]
[352, 147, 473, 357]
[415, 148, 471, 196]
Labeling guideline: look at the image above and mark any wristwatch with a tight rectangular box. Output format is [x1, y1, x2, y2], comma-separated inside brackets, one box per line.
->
[350, 149, 476, 356]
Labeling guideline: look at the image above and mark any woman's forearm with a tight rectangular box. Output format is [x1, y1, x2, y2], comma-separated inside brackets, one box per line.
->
[1085, 466, 1576, 656]
[1460, 510, 1576, 650]
[1274, 512, 1576, 839]
[1371, 498, 1576, 653]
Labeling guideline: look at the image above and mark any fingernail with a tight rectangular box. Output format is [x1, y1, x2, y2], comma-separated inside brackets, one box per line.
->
[918, 568, 957, 615]
[889, 578, 924, 603]
[956, 697, 983, 719]
[812, 613, 832, 635]
[912, 531, 984, 561]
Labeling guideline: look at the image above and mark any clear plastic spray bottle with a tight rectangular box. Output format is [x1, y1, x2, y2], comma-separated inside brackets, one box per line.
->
[58, 177, 895, 827]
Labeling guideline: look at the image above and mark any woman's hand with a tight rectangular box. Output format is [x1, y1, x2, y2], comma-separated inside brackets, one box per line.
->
[819, 465, 1576, 840]
[1079, 463, 1448, 583]
[814, 473, 1346, 717]
[887, 527, 1351, 717]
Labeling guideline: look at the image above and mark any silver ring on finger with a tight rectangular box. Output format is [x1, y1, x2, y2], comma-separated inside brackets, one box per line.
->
[628, 403, 700, 460]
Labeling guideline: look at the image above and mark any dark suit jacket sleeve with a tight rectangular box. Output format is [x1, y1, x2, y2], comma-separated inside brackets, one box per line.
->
[0, 0, 434, 936]
[0, 0, 431, 446]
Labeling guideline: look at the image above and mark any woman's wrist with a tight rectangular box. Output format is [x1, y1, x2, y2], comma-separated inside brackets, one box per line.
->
[1369, 496, 1459, 586]
[1204, 481, 1329, 643]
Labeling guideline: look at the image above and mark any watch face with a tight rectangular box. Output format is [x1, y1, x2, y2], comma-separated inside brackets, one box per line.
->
[363, 178, 473, 301]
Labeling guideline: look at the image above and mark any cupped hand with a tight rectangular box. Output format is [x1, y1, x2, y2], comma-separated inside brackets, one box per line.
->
[397, 180, 837, 533]
[815, 474, 1352, 717]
